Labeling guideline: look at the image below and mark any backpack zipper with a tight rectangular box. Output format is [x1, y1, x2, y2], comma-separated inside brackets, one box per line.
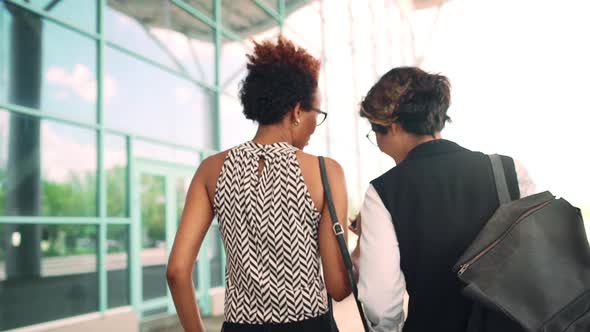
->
[457, 199, 553, 276]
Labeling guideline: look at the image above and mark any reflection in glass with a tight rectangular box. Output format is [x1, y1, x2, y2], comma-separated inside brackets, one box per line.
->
[219, 38, 249, 98]
[0, 3, 97, 123]
[220, 0, 276, 36]
[256, 0, 279, 12]
[105, 135, 128, 217]
[183, 0, 213, 19]
[106, 0, 215, 84]
[143, 307, 168, 317]
[140, 174, 167, 300]
[220, 94, 257, 150]
[105, 47, 213, 148]
[27, 0, 97, 32]
[134, 140, 199, 167]
[107, 224, 129, 308]
[0, 224, 98, 330]
[0, 110, 97, 217]
[176, 176, 191, 225]
[209, 224, 223, 287]
[0, 224, 4, 280]
[283, 1, 322, 57]
[0, 112, 7, 216]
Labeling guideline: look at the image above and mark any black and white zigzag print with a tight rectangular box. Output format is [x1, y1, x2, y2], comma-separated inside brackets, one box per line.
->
[213, 141, 329, 324]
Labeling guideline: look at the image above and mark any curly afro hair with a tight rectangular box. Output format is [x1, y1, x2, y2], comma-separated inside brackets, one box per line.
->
[360, 67, 451, 136]
[240, 36, 321, 125]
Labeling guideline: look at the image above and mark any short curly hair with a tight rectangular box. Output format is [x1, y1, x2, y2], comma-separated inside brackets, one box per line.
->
[360, 67, 451, 136]
[240, 36, 321, 125]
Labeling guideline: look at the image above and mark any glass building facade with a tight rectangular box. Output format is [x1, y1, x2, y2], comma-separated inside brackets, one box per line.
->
[1, 0, 589, 330]
[0, 0, 396, 330]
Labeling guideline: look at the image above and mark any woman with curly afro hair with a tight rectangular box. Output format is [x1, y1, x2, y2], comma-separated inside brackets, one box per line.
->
[167, 36, 351, 331]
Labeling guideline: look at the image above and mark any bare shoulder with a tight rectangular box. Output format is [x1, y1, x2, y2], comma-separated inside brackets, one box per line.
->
[296, 151, 343, 176]
[321, 156, 344, 175]
[195, 150, 231, 200]
[198, 150, 230, 175]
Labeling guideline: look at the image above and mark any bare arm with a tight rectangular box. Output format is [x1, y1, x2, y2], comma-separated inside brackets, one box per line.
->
[166, 160, 214, 332]
[319, 157, 352, 301]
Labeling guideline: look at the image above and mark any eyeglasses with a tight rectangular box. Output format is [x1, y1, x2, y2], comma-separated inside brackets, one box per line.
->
[366, 130, 378, 146]
[309, 107, 328, 126]
[366, 122, 389, 146]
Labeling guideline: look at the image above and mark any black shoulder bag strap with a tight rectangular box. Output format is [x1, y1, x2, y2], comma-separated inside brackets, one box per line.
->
[466, 154, 513, 332]
[319, 157, 370, 332]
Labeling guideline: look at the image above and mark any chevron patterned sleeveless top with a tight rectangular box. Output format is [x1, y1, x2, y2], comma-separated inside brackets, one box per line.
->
[213, 141, 329, 324]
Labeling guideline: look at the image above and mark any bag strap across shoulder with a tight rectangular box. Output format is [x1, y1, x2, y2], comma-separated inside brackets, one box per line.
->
[318, 156, 370, 332]
[489, 154, 511, 205]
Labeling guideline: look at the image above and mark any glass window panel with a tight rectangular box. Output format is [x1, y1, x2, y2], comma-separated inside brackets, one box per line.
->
[219, 94, 257, 150]
[176, 176, 191, 224]
[0, 110, 97, 217]
[140, 174, 167, 300]
[0, 112, 6, 216]
[143, 307, 168, 317]
[105, 47, 213, 148]
[0, 3, 97, 123]
[107, 224, 129, 308]
[105, 135, 128, 218]
[283, 1, 322, 57]
[134, 140, 200, 167]
[106, 0, 215, 84]
[208, 224, 223, 287]
[0, 224, 4, 279]
[0, 224, 98, 330]
[219, 37, 249, 98]
[220, 0, 276, 36]
[256, 0, 279, 13]
[183, 0, 213, 19]
[26, 0, 97, 32]
[192, 263, 199, 289]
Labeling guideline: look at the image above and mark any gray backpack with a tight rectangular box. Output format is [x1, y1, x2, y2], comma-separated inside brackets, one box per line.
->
[455, 154, 590, 332]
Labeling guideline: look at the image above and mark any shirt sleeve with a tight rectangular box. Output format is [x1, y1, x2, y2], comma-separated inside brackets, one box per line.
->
[514, 159, 538, 198]
[358, 184, 406, 332]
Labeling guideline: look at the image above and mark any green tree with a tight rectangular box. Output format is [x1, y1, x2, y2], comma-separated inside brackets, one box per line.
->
[140, 175, 166, 248]
[42, 171, 97, 217]
[106, 166, 127, 217]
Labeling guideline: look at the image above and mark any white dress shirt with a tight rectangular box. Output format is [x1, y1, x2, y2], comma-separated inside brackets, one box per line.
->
[357, 161, 537, 332]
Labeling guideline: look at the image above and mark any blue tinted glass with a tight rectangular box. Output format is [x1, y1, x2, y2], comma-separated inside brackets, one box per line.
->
[105, 47, 213, 149]
[0, 4, 97, 123]
[107, 224, 130, 308]
[0, 110, 97, 217]
[28, 0, 97, 32]
[0, 224, 98, 330]
[106, 0, 215, 84]
[105, 134, 128, 218]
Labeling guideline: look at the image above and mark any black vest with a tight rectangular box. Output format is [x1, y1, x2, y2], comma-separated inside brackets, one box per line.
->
[371, 139, 520, 332]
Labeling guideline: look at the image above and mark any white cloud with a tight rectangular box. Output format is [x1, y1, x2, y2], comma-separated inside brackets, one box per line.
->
[41, 123, 96, 182]
[45, 64, 117, 104]
[103, 76, 117, 104]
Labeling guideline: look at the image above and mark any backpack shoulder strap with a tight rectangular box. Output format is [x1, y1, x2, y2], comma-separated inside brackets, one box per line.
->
[489, 154, 511, 205]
